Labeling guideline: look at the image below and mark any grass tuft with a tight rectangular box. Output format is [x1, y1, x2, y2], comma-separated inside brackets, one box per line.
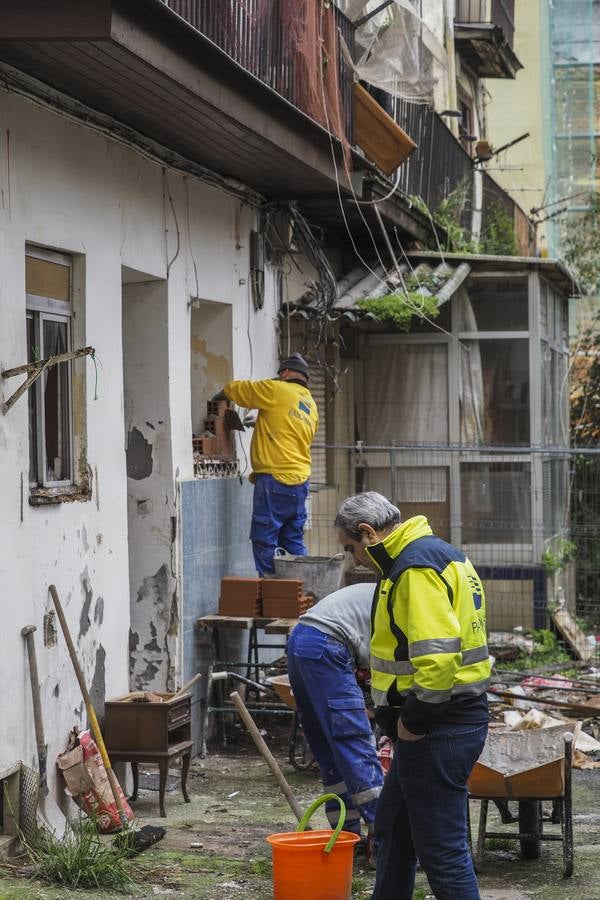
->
[22, 819, 133, 891]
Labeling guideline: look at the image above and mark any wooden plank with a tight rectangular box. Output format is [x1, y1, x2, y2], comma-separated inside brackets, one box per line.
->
[552, 608, 595, 662]
[3, 345, 95, 379]
[197, 615, 276, 630]
[2, 359, 51, 415]
[264, 618, 298, 634]
[353, 83, 417, 175]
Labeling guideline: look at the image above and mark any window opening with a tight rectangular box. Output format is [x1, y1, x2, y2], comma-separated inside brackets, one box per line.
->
[26, 250, 73, 487]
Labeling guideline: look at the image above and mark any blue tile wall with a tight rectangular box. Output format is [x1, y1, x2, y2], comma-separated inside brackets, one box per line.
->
[180, 478, 283, 749]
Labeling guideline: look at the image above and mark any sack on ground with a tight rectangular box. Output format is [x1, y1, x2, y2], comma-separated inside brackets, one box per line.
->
[57, 729, 133, 833]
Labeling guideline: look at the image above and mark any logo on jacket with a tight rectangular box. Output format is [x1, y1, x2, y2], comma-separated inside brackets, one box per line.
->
[298, 400, 311, 415]
[467, 574, 483, 610]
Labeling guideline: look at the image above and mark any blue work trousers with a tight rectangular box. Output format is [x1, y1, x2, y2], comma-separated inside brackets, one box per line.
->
[250, 474, 308, 576]
[371, 721, 488, 900]
[287, 624, 383, 835]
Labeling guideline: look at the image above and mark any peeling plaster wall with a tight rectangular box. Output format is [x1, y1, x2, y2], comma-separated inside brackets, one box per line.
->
[123, 279, 177, 692]
[0, 87, 281, 787]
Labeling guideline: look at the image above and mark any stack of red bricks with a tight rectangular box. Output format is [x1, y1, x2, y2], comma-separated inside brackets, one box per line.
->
[193, 399, 234, 459]
[219, 577, 263, 617]
[262, 579, 313, 618]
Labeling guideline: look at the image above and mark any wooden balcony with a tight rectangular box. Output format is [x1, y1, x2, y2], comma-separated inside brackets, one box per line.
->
[455, 0, 522, 78]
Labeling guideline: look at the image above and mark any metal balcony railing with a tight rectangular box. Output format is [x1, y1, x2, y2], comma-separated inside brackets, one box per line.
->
[394, 100, 473, 214]
[455, 0, 515, 46]
[162, 0, 355, 141]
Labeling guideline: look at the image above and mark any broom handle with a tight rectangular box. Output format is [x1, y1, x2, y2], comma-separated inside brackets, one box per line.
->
[49, 584, 128, 827]
[230, 691, 304, 822]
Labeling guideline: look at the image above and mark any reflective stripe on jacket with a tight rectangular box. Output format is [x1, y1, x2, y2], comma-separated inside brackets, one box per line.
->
[367, 516, 490, 711]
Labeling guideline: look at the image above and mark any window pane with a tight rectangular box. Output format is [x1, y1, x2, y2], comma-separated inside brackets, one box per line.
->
[27, 316, 38, 483]
[26, 255, 70, 301]
[457, 278, 528, 331]
[543, 459, 569, 539]
[460, 339, 530, 445]
[43, 319, 71, 482]
[461, 462, 531, 543]
[361, 343, 449, 443]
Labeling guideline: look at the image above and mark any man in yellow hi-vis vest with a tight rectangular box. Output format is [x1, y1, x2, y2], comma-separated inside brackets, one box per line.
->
[216, 353, 318, 576]
[335, 491, 490, 900]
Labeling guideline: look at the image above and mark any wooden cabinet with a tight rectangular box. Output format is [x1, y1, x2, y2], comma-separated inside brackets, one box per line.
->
[104, 692, 193, 817]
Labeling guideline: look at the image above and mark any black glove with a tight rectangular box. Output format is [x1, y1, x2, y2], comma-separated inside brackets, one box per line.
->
[210, 389, 227, 402]
[374, 706, 401, 740]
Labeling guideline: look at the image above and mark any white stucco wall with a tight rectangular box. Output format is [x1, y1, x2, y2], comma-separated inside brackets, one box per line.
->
[0, 89, 280, 795]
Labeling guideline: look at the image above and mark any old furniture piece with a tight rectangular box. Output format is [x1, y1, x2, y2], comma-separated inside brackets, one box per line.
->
[468, 725, 574, 876]
[104, 692, 193, 818]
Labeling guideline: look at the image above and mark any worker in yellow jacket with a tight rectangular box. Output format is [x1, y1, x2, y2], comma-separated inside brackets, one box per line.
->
[219, 353, 318, 575]
[335, 491, 490, 900]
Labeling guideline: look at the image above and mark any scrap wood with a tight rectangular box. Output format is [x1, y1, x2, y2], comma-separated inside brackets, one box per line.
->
[573, 749, 600, 769]
[551, 607, 595, 662]
[489, 687, 600, 717]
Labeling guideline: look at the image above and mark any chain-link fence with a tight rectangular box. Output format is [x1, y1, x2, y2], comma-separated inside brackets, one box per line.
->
[304, 442, 600, 672]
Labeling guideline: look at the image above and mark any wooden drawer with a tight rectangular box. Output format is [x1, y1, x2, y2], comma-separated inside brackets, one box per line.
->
[168, 701, 191, 729]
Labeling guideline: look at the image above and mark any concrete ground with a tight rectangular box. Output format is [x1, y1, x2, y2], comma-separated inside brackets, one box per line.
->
[1, 723, 600, 899]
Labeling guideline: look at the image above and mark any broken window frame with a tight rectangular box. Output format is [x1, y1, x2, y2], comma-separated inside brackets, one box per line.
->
[26, 248, 74, 490]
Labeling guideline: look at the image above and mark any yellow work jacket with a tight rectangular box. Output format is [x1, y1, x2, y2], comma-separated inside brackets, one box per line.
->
[224, 378, 318, 485]
[368, 516, 490, 721]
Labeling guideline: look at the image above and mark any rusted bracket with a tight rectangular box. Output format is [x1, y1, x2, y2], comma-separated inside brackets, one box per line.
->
[1, 345, 95, 415]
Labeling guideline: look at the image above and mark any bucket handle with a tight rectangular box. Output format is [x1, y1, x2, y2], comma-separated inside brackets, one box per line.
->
[296, 793, 346, 854]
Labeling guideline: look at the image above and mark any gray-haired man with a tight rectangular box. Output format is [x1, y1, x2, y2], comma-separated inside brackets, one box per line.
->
[335, 491, 490, 900]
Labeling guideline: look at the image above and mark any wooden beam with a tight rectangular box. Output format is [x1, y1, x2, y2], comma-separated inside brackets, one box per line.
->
[2, 359, 52, 415]
[2, 345, 95, 415]
[2, 346, 95, 379]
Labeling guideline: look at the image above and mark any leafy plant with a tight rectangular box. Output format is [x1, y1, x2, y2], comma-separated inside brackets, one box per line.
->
[433, 184, 478, 253]
[21, 819, 132, 891]
[562, 192, 600, 295]
[542, 537, 576, 575]
[358, 290, 440, 330]
[481, 201, 518, 256]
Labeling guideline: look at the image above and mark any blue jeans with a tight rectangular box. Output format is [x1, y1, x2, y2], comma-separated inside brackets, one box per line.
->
[250, 474, 309, 575]
[372, 721, 487, 900]
[287, 624, 383, 834]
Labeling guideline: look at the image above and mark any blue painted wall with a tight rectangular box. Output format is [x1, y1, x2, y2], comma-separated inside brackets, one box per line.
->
[180, 477, 261, 749]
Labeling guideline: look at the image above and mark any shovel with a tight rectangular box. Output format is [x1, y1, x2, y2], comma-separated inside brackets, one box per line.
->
[21, 625, 67, 838]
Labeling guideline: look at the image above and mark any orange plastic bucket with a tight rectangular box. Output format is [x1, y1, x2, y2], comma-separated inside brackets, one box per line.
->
[266, 794, 360, 900]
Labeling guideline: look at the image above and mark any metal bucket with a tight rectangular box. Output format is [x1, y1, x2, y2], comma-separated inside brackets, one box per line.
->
[272, 550, 345, 601]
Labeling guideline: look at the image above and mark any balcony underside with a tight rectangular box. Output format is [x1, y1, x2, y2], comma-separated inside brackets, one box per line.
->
[455, 24, 523, 79]
[0, 0, 354, 200]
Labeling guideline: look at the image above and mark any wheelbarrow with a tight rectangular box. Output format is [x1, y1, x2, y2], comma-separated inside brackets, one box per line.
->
[267, 674, 316, 772]
[467, 724, 574, 876]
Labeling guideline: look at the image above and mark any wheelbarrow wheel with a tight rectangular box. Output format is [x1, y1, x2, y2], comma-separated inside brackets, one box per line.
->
[519, 800, 541, 859]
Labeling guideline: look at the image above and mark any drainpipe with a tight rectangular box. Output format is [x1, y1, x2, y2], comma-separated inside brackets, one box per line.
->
[471, 164, 483, 245]
[444, 0, 459, 137]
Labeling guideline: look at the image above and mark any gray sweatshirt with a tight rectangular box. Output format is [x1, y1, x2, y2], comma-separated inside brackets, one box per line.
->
[297, 582, 376, 668]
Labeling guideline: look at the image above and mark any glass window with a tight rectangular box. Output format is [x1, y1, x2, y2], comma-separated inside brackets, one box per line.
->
[456, 278, 528, 331]
[42, 319, 71, 482]
[460, 339, 530, 445]
[543, 459, 569, 539]
[461, 462, 531, 544]
[26, 252, 73, 486]
[360, 342, 449, 444]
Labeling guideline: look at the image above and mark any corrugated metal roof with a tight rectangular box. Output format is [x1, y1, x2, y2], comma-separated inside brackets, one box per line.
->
[285, 258, 471, 320]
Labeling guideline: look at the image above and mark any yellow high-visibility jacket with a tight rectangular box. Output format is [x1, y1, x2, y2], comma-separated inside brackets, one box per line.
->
[224, 378, 318, 485]
[368, 515, 490, 733]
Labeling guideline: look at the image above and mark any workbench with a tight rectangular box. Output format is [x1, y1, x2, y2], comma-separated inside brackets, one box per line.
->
[196, 614, 298, 756]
